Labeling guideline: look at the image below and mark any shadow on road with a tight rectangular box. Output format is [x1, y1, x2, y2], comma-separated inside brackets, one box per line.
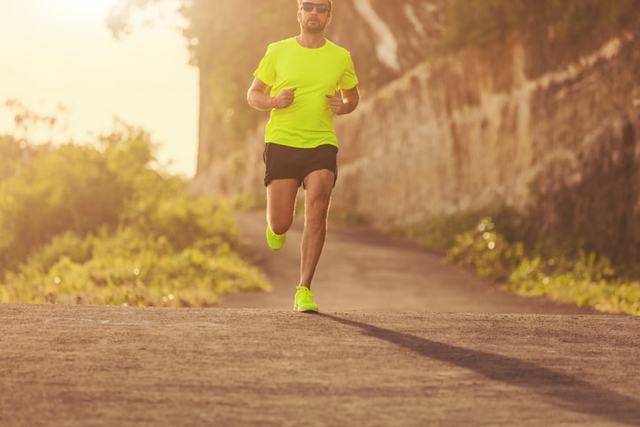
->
[316, 313, 640, 426]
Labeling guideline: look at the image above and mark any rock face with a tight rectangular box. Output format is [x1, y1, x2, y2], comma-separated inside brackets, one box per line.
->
[194, 1, 640, 263]
[334, 35, 639, 218]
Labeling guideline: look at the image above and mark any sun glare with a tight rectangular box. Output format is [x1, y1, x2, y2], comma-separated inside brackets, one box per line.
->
[49, 0, 116, 19]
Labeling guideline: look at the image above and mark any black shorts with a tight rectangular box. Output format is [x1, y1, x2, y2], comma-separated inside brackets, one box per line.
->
[263, 143, 338, 188]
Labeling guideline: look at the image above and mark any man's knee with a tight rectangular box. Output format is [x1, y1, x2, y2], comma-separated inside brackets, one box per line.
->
[305, 193, 330, 223]
[270, 215, 293, 235]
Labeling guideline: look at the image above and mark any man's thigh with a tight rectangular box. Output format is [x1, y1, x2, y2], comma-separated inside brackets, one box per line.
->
[267, 179, 299, 222]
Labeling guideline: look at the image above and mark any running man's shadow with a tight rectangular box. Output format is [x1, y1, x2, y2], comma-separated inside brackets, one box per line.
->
[314, 312, 640, 426]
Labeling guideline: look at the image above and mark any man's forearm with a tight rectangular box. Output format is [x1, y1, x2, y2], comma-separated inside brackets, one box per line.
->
[247, 89, 274, 111]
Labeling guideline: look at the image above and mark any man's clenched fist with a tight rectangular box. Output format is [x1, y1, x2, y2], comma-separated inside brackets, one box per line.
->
[273, 88, 296, 109]
[326, 90, 344, 115]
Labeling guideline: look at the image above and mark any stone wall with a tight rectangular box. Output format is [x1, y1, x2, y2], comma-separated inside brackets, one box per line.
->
[329, 33, 639, 261]
[332, 34, 639, 221]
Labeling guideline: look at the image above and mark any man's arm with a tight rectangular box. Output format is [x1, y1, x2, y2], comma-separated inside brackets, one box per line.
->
[247, 78, 296, 111]
[246, 78, 273, 111]
[327, 86, 360, 115]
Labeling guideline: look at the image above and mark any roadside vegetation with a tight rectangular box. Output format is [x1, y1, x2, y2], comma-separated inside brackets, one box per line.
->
[400, 212, 640, 316]
[0, 120, 269, 307]
[445, 0, 640, 50]
[444, 0, 640, 82]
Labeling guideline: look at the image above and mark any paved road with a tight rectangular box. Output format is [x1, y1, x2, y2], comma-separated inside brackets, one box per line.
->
[1, 305, 638, 426]
[3, 212, 637, 426]
[224, 211, 593, 314]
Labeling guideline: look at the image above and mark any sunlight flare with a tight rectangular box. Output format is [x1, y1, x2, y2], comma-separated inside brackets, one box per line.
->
[48, 0, 116, 19]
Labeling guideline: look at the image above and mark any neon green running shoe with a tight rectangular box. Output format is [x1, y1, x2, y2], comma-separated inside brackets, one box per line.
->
[266, 226, 286, 251]
[293, 285, 319, 312]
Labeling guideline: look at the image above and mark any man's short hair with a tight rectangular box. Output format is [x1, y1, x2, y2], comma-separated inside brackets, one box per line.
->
[297, 0, 333, 9]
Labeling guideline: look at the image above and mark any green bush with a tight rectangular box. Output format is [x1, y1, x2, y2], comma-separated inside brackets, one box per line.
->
[508, 253, 640, 315]
[0, 135, 28, 180]
[0, 144, 125, 269]
[447, 217, 525, 280]
[446, 217, 640, 316]
[2, 227, 268, 307]
[232, 191, 266, 211]
[121, 176, 238, 251]
[445, 0, 640, 50]
[397, 207, 523, 253]
[0, 121, 271, 306]
[21, 231, 95, 275]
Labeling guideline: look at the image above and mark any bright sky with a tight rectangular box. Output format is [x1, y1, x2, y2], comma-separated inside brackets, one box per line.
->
[0, 0, 198, 177]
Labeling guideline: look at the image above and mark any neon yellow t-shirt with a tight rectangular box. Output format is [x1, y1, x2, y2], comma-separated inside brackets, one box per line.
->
[253, 37, 359, 149]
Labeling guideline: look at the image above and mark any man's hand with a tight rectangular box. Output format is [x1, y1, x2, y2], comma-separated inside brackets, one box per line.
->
[273, 88, 296, 109]
[326, 91, 344, 114]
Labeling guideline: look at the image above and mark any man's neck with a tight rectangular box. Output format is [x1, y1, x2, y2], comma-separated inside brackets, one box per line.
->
[297, 32, 326, 48]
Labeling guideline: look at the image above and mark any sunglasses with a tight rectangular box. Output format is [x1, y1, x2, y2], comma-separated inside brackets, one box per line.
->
[301, 2, 331, 14]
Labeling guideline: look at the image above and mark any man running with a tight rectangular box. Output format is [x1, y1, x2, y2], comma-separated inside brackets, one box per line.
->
[246, 0, 360, 312]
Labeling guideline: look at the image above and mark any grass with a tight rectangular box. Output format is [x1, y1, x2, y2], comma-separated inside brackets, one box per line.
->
[401, 213, 640, 316]
[0, 124, 271, 307]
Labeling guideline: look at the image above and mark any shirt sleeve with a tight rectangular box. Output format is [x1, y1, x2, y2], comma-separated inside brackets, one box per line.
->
[253, 44, 277, 86]
[339, 52, 359, 90]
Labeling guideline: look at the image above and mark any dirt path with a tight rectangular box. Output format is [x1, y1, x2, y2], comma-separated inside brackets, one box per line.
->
[223, 211, 592, 314]
[1, 305, 638, 426]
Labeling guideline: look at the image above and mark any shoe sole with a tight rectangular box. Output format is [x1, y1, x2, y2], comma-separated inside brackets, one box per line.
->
[293, 303, 319, 312]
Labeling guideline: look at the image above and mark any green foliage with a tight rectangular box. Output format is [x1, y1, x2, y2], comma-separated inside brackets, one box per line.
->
[0, 143, 126, 269]
[184, 0, 292, 147]
[445, 0, 640, 50]
[445, 0, 519, 49]
[232, 191, 266, 211]
[22, 231, 95, 275]
[446, 217, 640, 316]
[397, 207, 523, 253]
[447, 217, 525, 280]
[120, 174, 238, 251]
[0, 121, 270, 306]
[1, 227, 268, 307]
[509, 253, 640, 315]
[0, 135, 27, 180]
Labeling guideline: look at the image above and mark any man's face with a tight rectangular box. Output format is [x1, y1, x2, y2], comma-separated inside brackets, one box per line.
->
[297, 1, 332, 34]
